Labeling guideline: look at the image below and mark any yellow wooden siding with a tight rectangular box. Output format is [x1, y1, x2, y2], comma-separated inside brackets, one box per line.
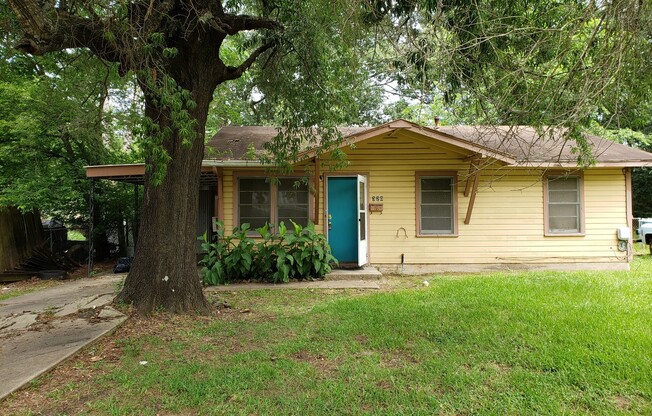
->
[221, 169, 234, 229]
[323, 135, 628, 265]
[219, 133, 628, 266]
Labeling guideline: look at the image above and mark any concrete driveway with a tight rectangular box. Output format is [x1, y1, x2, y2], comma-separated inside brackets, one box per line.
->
[0, 275, 126, 400]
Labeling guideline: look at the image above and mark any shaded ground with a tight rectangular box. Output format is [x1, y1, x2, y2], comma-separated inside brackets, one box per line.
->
[0, 274, 126, 399]
[0, 260, 116, 302]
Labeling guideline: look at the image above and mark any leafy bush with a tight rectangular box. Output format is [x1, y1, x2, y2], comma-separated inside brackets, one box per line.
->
[199, 221, 337, 285]
[199, 222, 255, 285]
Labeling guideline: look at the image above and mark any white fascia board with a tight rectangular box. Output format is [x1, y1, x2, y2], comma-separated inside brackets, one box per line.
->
[201, 160, 266, 168]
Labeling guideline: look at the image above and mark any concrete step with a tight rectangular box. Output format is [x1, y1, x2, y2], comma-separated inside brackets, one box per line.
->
[325, 266, 382, 281]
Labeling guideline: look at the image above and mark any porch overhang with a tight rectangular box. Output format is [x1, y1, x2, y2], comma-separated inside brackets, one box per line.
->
[85, 163, 223, 185]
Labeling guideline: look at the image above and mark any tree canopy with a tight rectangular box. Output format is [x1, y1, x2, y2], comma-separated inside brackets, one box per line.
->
[0, 10, 142, 257]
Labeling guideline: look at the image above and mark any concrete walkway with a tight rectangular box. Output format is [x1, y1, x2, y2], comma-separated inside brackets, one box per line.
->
[207, 279, 380, 292]
[0, 275, 126, 400]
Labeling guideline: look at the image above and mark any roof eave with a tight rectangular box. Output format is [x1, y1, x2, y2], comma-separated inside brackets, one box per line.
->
[515, 160, 652, 168]
[85, 163, 145, 178]
[201, 159, 265, 167]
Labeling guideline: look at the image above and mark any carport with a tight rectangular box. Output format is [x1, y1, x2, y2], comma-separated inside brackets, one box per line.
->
[84, 163, 221, 274]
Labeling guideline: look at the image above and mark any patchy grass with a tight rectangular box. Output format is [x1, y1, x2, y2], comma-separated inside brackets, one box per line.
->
[0, 278, 63, 301]
[4, 256, 652, 415]
[0, 261, 117, 302]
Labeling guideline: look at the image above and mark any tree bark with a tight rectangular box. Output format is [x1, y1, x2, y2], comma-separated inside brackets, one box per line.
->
[116, 89, 211, 314]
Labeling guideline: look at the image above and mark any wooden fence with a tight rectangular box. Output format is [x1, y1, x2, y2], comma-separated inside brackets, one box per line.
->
[0, 206, 44, 272]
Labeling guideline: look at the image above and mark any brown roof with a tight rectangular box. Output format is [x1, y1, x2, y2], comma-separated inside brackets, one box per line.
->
[205, 126, 367, 160]
[206, 122, 652, 167]
[205, 126, 277, 160]
[436, 125, 652, 165]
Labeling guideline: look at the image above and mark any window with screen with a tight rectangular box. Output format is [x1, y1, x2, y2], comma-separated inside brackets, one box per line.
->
[546, 175, 583, 234]
[238, 178, 271, 229]
[238, 177, 310, 230]
[418, 174, 456, 235]
[277, 178, 309, 227]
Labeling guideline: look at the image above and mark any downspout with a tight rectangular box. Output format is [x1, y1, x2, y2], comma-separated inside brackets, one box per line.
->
[624, 168, 633, 262]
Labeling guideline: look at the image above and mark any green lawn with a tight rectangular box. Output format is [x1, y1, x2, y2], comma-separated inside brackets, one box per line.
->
[5, 257, 652, 415]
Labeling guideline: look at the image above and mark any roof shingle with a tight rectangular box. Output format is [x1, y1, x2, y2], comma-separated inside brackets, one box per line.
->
[205, 122, 652, 166]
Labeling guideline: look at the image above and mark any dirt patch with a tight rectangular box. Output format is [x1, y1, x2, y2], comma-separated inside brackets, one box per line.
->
[69, 260, 116, 280]
[612, 395, 631, 410]
[354, 334, 369, 345]
[379, 349, 419, 368]
[376, 379, 393, 390]
[291, 350, 339, 375]
[27, 319, 56, 333]
[480, 361, 512, 373]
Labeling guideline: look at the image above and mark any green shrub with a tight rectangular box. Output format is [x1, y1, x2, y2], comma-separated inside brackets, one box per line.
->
[199, 220, 337, 285]
[199, 222, 255, 285]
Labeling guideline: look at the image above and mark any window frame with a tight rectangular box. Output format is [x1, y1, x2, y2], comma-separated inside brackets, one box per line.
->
[234, 173, 312, 233]
[543, 171, 585, 237]
[415, 171, 459, 237]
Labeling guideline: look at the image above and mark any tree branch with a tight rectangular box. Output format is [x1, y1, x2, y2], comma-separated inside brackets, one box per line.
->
[8, 0, 123, 63]
[216, 13, 283, 35]
[7, 0, 55, 42]
[223, 41, 276, 81]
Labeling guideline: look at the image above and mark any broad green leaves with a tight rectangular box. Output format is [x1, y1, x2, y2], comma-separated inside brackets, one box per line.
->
[200, 220, 336, 285]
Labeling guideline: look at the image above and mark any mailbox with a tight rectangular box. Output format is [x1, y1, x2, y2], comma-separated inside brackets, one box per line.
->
[369, 203, 383, 213]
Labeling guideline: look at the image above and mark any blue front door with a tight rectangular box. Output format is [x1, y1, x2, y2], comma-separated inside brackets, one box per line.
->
[327, 177, 358, 263]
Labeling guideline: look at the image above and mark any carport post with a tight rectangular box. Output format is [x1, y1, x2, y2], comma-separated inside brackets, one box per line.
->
[88, 178, 94, 277]
[133, 183, 139, 247]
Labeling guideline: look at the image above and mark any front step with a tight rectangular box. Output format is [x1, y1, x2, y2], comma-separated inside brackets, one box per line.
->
[325, 266, 382, 281]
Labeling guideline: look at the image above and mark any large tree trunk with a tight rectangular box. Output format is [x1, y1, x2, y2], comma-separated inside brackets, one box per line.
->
[116, 90, 211, 314]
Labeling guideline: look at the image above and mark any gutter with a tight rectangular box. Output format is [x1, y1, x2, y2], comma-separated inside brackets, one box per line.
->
[201, 160, 265, 168]
[515, 160, 652, 168]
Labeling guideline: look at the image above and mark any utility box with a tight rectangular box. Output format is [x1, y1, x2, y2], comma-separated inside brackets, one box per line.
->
[617, 227, 631, 241]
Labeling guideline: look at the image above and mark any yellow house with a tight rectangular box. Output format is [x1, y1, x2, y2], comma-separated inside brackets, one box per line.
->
[87, 119, 652, 272]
